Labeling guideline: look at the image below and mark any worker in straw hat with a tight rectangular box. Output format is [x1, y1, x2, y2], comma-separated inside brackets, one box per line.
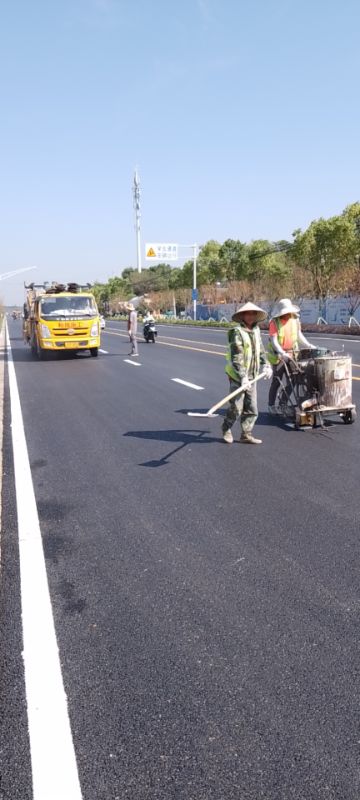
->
[267, 298, 315, 414]
[222, 302, 272, 445]
[127, 302, 139, 356]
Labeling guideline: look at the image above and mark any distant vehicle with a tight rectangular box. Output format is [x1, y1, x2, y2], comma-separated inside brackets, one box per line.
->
[23, 281, 101, 359]
[143, 319, 157, 343]
[100, 315, 105, 330]
[12, 311, 17, 320]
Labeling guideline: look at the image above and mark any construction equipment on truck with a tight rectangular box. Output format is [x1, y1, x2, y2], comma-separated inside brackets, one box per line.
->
[23, 281, 101, 359]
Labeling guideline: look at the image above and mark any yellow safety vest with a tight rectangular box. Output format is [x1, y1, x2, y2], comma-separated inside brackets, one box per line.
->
[267, 317, 299, 364]
[225, 325, 261, 382]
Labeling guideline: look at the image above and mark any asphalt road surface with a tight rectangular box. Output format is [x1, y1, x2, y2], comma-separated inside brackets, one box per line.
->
[1, 318, 360, 800]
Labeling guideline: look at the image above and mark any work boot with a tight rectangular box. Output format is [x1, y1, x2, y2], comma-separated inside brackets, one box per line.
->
[240, 433, 262, 445]
[222, 427, 233, 444]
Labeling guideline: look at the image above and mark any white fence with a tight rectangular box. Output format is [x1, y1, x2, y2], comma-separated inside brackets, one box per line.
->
[187, 297, 360, 325]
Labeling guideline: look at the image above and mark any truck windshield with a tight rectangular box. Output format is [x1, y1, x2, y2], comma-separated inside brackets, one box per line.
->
[40, 296, 97, 318]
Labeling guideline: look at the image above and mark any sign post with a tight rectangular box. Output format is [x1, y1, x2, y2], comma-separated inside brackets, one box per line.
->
[144, 242, 201, 320]
[192, 244, 198, 321]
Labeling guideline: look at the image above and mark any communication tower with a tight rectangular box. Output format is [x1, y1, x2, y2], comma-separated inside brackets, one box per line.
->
[133, 169, 142, 273]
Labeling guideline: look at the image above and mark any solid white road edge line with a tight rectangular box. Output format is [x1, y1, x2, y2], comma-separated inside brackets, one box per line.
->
[171, 378, 204, 390]
[124, 358, 142, 366]
[6, 323, 83, 800]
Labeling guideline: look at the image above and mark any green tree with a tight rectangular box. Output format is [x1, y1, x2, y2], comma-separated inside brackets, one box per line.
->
[218, 239, 249, 281]
[168, 268, 183, 289]
[291, 212, 359, 299]
[196, 240, 222, 284]
[92, 282, 110, 309]
[175, 260, 194, 288]
[125, 263, 174, 295]
[247, 239, 290, 284]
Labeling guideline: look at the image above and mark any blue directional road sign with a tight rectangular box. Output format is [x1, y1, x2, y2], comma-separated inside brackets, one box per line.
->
[192, 289, 198, 301]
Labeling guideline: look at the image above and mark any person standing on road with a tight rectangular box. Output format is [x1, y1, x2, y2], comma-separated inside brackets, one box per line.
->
[222, 302, 272, 445]
[267, 298, 315, 414]
[127, 303, 139, 356]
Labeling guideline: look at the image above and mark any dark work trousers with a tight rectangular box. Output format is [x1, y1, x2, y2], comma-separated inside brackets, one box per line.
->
[268, 363, 286, 406]
[268, 361, 298, 406]
[222, 379, 258, 435]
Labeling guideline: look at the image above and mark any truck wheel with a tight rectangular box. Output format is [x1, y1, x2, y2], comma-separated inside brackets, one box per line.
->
[30, 336, 38, 358]
[343, 409, 356, 424]
[37, 339, 46, 360]
[90, 347, 98, 357]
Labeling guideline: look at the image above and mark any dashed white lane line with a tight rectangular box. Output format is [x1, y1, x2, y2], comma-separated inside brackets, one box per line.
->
[171, 378, 204, 390]
[5, 323, 83, 800]
[99, 348, 108, 354]
[124, 358, 142, 366]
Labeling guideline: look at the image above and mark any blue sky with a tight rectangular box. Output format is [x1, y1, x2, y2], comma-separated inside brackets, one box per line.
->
[1, 0, 360, 304]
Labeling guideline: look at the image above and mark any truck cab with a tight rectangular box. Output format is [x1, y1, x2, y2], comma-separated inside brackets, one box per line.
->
[23, 282, 101, 359]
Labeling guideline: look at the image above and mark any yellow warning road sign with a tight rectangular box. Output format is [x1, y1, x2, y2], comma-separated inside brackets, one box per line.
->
[145, 242, 178, 260]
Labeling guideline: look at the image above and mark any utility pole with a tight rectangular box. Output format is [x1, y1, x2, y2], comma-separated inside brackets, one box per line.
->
[193, 244, 198, 321]
[133, 169, 142, 273]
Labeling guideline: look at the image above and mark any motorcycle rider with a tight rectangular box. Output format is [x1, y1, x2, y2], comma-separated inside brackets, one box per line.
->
[143, 309, 156, 341]
[143, 310, 155, 325]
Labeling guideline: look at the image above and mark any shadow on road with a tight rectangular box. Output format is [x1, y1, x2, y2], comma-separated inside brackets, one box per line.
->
[124, 428, 219, 467]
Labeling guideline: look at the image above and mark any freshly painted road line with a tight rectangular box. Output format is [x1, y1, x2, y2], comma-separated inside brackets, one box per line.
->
[124, 358, 142, 366]
[105, 330, 225, 357]
[104, 328, 360, 365]
[154, 334, 227, 348]
[106, 323, 360, 347]
[106, 328, 227, 349]
[6, 324, 83, 800]
[171, 378, 204, 390]
[311, 336, 360, 344]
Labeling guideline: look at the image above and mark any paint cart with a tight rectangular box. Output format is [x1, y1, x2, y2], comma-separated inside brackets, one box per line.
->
[272, 347, 357, 428]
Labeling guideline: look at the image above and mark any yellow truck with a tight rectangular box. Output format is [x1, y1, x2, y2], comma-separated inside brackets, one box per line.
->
[23, 282, 101, 359]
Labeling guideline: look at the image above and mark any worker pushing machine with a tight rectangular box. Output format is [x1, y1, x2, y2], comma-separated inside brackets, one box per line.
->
[267, 298, 315, 414]
[221, 302, 272, 445]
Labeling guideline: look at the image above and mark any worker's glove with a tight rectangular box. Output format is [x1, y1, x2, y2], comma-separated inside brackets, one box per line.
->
[280, 352, 290, 362]
[262, 363, 273, 380]
[241, 376, 252, 391]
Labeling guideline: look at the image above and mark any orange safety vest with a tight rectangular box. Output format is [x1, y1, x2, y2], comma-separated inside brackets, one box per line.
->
[267, 317, 299, 364]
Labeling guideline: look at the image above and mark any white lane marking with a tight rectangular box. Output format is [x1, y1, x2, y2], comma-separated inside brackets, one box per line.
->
[0, 323, 5, 569]
[108, 327, 360, 348]
[99, 348, 108, 354]
[6, 323, 83, 800]
[302, 336, 360, 344]
[124, 358, 142, 366]
[171, 378, 204, 390]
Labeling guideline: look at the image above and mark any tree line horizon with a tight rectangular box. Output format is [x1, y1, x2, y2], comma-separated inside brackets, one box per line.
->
[92, 202, 360, 312]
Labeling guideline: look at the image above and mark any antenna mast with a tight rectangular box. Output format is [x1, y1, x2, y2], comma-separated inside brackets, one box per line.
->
[133, 169, 142, 273]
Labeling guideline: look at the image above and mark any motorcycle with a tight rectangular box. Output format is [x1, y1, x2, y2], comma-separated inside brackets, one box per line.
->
[143, 320, 157, 343]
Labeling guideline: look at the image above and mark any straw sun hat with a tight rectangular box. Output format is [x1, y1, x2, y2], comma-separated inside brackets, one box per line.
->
[232, 302, 267, 324]
[271, 298, 300, 318]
